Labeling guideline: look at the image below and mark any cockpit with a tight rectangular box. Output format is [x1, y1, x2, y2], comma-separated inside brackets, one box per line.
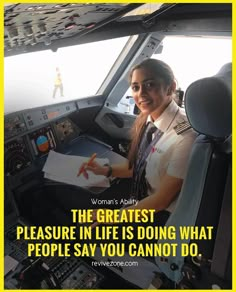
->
[4, 3, 232, 290]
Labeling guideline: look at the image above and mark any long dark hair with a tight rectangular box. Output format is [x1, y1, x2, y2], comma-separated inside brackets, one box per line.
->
[127, 58, 175, 168]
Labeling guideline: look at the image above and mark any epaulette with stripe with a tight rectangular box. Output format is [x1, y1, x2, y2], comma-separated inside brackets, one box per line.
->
[174, 120, 192, 135]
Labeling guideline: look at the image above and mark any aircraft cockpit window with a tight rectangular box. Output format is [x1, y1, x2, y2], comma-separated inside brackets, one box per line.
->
[156, 36, 232, 91]
[118, 35, 232, 114]
[4, 36, 129, 114]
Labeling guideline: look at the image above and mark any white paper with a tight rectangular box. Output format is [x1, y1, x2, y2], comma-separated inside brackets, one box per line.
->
[43, 150, 110, 188]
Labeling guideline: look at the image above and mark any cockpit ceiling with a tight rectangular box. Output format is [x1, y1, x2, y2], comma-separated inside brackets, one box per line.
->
[4, 3, 144, 55]
[4, 3, 232, 57]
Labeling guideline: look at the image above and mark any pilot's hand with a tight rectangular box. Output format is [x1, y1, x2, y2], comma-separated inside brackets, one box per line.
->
[79, 161, 108, 178]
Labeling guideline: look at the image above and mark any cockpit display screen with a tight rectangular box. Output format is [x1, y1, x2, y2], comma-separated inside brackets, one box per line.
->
[5, 137, 32, 176]
[29, 126, 56, 157]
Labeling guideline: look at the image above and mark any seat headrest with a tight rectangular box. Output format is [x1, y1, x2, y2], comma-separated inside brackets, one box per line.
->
[185, 63, 232, 139]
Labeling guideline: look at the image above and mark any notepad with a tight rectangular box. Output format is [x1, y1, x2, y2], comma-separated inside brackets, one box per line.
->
[43, 150, 110, 188]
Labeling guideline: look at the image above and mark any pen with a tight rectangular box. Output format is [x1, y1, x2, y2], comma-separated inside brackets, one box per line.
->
[77, 153, 97, 177]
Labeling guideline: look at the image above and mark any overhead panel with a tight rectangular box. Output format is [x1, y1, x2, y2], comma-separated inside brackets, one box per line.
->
[4, 3, 138, 55]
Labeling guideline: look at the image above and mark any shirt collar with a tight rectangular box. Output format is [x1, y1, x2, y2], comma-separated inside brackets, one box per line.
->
[147, 100, 179, 132]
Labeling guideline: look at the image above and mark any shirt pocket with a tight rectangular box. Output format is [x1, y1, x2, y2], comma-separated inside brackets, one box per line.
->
[146, 151, 167, 188]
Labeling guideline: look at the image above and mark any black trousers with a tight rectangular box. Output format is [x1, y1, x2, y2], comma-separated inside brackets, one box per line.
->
[20, 179, 170, 261]
[20, 178, 170, 229]
[21, 178, 132, 226]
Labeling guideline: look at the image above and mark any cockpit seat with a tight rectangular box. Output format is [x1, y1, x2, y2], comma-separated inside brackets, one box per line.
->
[155, 63, 232, 288]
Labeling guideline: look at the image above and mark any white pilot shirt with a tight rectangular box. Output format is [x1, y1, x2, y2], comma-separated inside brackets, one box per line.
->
[145, 99, 197, 213]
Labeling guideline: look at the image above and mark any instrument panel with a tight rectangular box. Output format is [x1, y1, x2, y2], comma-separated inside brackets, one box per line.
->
[5, 224, 104, 289]
[4, 115, 81, 177]
[4, 101, 81, 177]
[29, 126, 57, 157]
[5, 115, 27, 140]
[5, 137, 32, 177]
[4, 101, 77, 140]
[54, 119, 80, 143]
[23, 102, 77, 130]
[4, 102, 80, 176]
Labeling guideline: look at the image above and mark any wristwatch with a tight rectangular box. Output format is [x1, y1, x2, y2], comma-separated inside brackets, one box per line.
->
[103, 163, 113, 178]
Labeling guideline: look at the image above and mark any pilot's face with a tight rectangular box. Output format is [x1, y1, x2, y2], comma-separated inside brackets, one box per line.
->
[131, 68, 173, 120]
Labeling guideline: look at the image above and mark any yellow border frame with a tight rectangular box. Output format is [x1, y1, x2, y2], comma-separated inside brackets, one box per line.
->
[1, 1, 234, 292]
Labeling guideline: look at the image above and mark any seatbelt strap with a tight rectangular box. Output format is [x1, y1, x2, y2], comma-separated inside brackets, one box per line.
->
[211, 164, 232, 279]
[155, 138, 213, 282]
